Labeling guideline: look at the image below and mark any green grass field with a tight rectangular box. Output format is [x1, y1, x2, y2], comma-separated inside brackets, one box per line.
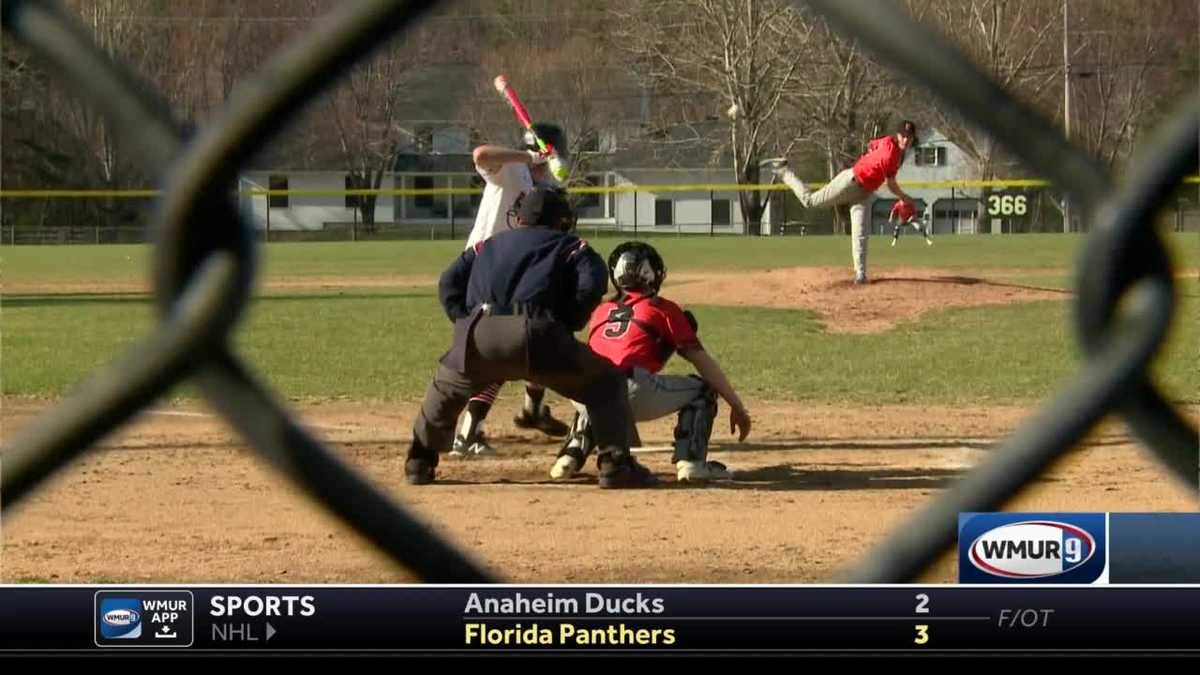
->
[4, 232, 1196, 285]
[2, 233, 1197, 404]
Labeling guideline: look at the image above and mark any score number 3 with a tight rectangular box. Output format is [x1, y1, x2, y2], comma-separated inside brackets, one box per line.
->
[914, 593, 931, 645]
[987, 194, 1028, 216]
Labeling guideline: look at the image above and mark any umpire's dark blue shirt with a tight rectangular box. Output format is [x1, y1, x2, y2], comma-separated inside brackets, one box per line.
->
[439, 226, 608, 331]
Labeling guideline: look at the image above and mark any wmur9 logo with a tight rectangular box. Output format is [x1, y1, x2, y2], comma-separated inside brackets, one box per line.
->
[98, 599, 143, 639]
[959, 513, 1108, 584]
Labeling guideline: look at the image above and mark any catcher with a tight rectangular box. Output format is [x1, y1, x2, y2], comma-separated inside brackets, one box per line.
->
[889, 199, 933, 247]
[550, 241, 752, 483]
[405, 188, 657, 489]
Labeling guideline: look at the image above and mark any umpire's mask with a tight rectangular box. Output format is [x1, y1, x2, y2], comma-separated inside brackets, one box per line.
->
[509, 187, 576, 232]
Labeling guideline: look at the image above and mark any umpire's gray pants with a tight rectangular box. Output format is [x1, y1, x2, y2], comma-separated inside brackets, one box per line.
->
[780, 167, 872, 279]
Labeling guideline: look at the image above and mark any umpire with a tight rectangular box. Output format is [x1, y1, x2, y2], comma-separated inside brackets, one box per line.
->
[406, 186, 658, 489]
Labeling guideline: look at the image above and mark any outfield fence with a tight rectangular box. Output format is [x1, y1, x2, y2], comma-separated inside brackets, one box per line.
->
[1, 0, 1195, 583]
[3, 179, 1198, 243]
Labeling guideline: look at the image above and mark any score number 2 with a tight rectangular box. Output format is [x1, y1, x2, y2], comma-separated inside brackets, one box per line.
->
[987, 194, 1027, 216]
[914, 593, 930, 645]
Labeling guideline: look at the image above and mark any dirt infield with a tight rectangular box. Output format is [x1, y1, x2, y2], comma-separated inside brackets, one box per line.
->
[2, 396, 1195, 584]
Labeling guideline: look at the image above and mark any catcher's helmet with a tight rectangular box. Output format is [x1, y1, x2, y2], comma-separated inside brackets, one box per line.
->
[608, 241, 666, 294]
[524, 122, 568, 160]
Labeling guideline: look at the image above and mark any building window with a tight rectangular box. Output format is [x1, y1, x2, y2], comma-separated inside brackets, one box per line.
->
[345, 175, 360, 210]
[712, 199, 731, 226]
[413, 175, 434, 209]
[577, 130, 599, 154]
[574, 175, 602, 209]
[915, 146, 946, 166]
[268, 175, 288, 208]
[654, 199, 673, 226]
[470, 174, 484, 208]
[416, 126, 433, 153]
[451, 175, 476, 218]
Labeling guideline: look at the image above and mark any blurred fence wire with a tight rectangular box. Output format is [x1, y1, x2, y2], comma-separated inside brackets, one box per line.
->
[1, 0, 1195, 583]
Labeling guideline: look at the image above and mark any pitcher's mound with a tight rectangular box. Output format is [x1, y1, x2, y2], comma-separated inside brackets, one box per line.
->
[666, 266, 1069, 333]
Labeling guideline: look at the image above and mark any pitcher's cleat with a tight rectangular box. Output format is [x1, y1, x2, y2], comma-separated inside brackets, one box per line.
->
[759, 157, 788, 172]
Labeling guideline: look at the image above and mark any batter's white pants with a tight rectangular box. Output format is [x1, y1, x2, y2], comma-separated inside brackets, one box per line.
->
[779, 167, 873, 280]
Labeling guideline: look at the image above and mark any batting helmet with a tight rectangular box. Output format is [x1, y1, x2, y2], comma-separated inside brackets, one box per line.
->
[608, 241, 667, 295]
[524, 122, 569, 160]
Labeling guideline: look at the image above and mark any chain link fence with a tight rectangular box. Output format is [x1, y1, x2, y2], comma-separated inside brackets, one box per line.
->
[2, 0, 1196, 584]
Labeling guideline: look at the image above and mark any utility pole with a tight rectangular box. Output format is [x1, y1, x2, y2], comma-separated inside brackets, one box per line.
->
[1062, 0, 1072, 233]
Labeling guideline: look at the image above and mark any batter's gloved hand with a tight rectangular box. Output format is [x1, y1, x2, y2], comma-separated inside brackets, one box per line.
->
[730, 405, 751, 442]
[526, 148, 551, 166]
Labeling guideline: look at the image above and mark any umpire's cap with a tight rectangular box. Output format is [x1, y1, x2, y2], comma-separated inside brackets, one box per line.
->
[513, 186, 575, 232]
[524, 122, 569, 160]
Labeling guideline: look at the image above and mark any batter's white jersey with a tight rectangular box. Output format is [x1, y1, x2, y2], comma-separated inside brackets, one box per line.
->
[465, 161, 533, 249]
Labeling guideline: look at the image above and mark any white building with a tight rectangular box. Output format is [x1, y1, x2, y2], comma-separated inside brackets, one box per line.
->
[239, 165, 762, 238]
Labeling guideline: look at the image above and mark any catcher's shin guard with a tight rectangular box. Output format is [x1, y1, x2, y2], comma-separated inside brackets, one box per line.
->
[672, 382, 718, 464]
[559, 409, 595, 463]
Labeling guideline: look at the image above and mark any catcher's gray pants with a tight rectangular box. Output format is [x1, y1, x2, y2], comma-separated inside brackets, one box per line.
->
[570, 368, 713, 462]
[779, 167, 872, 280]
[410, 315, 633, 465]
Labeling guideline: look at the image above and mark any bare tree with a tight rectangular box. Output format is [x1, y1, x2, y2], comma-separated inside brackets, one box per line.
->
[907, 0, 1062, 182]
[1070, 0, 1198, 168]
[466, 7, 631, 203]
[612, 0, 808, 235]
[323, 41, 417, 228]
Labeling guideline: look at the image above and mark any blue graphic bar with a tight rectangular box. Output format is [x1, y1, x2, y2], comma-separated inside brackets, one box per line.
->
[1109, 513, 1200, 583]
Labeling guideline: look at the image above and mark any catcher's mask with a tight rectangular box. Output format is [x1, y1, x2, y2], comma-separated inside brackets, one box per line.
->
[523, 122, 568, 161]
[608, 241, 666, 295]
[507, 187, 576, 232]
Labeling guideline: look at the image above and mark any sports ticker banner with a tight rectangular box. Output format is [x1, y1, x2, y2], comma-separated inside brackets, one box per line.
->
[0, 585, 1198, 654]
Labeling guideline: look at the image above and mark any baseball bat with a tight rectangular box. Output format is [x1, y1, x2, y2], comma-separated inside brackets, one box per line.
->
[493, 75, 567, 181]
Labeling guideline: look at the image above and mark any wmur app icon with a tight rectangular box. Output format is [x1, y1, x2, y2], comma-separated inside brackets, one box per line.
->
[94, 590, 194, 647]
[98, 598, 142, 639]
[959, 513, 1108, 583]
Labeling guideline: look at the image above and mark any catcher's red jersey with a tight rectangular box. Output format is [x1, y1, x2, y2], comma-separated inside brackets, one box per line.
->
[587, 291, 701, 374]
